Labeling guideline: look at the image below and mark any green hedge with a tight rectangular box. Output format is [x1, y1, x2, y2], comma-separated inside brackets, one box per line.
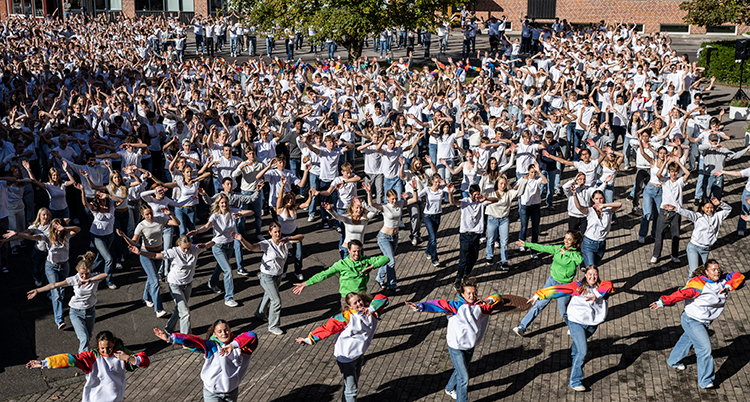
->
[698, 41, 750, 86]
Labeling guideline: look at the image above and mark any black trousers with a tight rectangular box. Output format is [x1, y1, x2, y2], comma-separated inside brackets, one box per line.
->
[457, 232, 481, 282]
[653, 209, 681, 258]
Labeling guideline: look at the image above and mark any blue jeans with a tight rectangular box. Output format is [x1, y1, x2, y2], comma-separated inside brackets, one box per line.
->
[140, 254, 163, 312]
[327, 42, 336, 59]
[581, 237, 606, 268]
[639, 183, 662, 238]
[93, 233, 115, 287]
[423, 214, 440, 263]
[568, 321, 598, 387]
[668, 312, 715, 388]
[211, 243, 235, 301]
[113, 210, 129, 268]
[447, 347, 474, 402]
[429, 144, 437, 166]
[602, 183, 617, 222]
[176, 206, 196, 237]
[45, 261, 69, 325]
[739, 189, 750, 233]
[166, 282, 192, 334]
[376, 232, 398, 288]
[337, 356, 364, 402]
[203, 386, 238, 402]
[518, 204, 541, 243]
[230, 37, 238, 54]
[686, 241, 710, 277]
[308, 173, 321, 216]
[160, 225, 174, 277]
[266, 37, 274, 56]
[622, 136, 635, 167]
[572, 130, 585, 161]
[70, 306, 95, 353]
[437, 159, 454, 199]
[518, 276, 570, 331]
[383, 176, 403, 196]
[486, 216, 509, 263]
[257, 272, 282, 332]
[541, 169, 559, 207]
[195, 34, 204, 53]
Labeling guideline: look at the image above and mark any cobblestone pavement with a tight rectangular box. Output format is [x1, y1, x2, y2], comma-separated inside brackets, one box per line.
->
[4, 38, 750, 402]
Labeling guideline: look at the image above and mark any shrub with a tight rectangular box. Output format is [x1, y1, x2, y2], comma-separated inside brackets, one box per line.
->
[698, 41, 750, 86]
[730, 98, 750, 107]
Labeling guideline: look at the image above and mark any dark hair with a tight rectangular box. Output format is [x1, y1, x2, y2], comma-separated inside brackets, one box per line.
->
[349, 239, 364, 250]
[268, 221, 281, 231]
[457, 276, 478, 295]
[205, 319, 229, 340]
[222, 176, 234, 184]
[341, 292, 373, 312]
[468, 184, 481, 195]
[95, 330, 123, 347]
[691, 259, 721, 278]
[565, 230, 583, 251]
[576, 265, 601, 294]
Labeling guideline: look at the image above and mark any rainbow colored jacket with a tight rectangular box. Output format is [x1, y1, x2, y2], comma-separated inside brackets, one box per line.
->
[305, 294, 389, 344]
[534, 281, 615, 300]
[170, 331, 258, 359]
[657, 273, 745, 322]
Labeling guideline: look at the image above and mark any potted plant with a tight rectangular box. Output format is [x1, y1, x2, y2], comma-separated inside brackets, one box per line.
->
[729, 98, 750, 120]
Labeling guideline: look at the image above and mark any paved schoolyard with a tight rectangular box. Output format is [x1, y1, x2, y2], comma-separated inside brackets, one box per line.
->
[4, 36, 750, 402]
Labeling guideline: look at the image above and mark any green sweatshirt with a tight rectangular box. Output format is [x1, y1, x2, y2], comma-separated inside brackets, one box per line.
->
[305, 255, 391, 297]
[524, 242, 583, 284]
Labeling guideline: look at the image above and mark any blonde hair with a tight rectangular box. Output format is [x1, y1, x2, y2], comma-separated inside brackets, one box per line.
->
[31, 207, 51, 228]
[210, 193, 232, 216]
[48, 218, 66, 246]
[76, 251, 96, 272]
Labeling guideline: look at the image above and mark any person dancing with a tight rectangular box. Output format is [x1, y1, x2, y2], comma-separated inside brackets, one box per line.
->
[650, 260, 745, 389]
[296, 292, 389, 402]
[526, 265, 614, 391]
[512, 230, 584, 337]
[405, 277, 504, 402]
[26, 330, 150, 402]
[153, 321, 257, 401]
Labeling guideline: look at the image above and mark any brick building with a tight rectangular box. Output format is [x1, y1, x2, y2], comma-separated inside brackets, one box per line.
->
[471, 0, 749, 35]
[0, 0, 213, 21]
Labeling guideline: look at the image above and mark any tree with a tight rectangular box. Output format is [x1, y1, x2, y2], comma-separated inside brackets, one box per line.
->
[679, 0, 750, 27]
[231, 0, 469, 63]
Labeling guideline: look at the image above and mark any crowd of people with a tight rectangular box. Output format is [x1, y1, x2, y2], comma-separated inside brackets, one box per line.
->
[6, 9, 749, 402]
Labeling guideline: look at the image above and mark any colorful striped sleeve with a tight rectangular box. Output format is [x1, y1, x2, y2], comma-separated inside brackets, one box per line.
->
[479, 293, 506, 314]
[170, 332, 212, 356]
[659, 277, 705, 306]
[415, 299, 463, 315]
[306, 310, 352, 344]
[233, 332, 258, 356]
[45, 351, 97, 374]
[597, 281, 615, 298]
[534, 282, 581, 300]
[723, 272, 746, 291]
[117, 347, 151, 372]
[369, 294, 389, 318]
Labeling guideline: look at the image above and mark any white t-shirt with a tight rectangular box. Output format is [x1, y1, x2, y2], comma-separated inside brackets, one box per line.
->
[419, 188, 447, 215]
[330, 176, 358, 209]
[259, 239, 289, 276]
[319, 147, 344, 181]
[459, 198, 487, 234]
[45, 233, 71, 264]
[90, 201, 116, 236]
[67, 272, 103, 310]
[164, 245, 202, 285]
[209, 209, 239, 244]
[134, 216, 169, 248]
[46, 182, 68, 211]
[574, 160, 600, 186]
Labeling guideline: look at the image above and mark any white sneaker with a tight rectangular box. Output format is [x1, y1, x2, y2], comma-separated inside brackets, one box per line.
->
[672, 363, 686, 370]
[308, 214, 315, 222]
[155, 310, 168, 318]
[638, 236, 645, 244]
[513, 326, 525, 337]
[480, 237, 486, 243]
[107, 283, 117, 290]
[224, 299, 239, 307]
[411, 238, 418, 246]
[269, 328, 284, 336]
[702, 383, 714, 389]
[35, 280, 43, 287]
[519, 246, 526, 252]
[116, 262, 123, 270]
[567, 329, 571, 336]
[444, 389, 457, 399]
[296, 274, 304, 281]
[145, 300, 154, 308]
[671, 257, 680, 263]
[494, 241, 500, 249]
[570, 385, 586, 392]
[649, 257, 658, 264]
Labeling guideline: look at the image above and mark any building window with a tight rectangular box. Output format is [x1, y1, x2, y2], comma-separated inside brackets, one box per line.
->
[504, 21, 512, 32]
[9, 0, 45, 15]
[706, 25, 736, 35]
[660, 24, 690, 34]
[135, 0, 164, 11]
[110, 0, 121, 9]
[182, 0, 193, 12]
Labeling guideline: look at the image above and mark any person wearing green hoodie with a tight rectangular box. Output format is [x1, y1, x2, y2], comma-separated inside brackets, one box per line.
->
[511, 230, 584, 337]
[293, 239, 390, 298]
